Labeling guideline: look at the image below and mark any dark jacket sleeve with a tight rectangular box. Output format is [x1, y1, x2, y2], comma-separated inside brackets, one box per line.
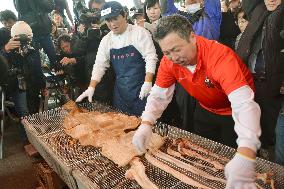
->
[242, 0, 263, 20]
[37, 0, 55, 13]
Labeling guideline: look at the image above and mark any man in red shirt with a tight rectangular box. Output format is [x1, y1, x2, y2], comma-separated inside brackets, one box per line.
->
[132, 15, 261, 188]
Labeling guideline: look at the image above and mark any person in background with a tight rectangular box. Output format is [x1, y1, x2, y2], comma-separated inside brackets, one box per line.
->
[237, 0, 284, 160]
[219, 0, 241, 49]
[14, 0, 57, 114]
[131, 8, 145, 27]
[88, 0, 105, 10]
[132, 15, 261, 188]
[51, 10, 67, 29]
[143, 0, 161, 34]
[161, 0, 221, 40]
[54, 0, 74, 28]
[57, 34, 87, 95]
[0, 11, 45, 144]
[51, 21, 59, 41]
[76, 1, 158, 116]
[221, 0, 229, 12]
[235, 8, 249, 50]
[228, 0, 241, 16]
[73, 0, 87, 22]
[72, 9, 115, 104]
[51, 10, 69, 42]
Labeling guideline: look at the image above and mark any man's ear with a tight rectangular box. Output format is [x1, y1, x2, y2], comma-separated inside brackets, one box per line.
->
[189, 31, 196, 44]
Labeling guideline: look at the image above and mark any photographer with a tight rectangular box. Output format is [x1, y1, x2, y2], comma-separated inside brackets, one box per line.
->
[72, 8, 114, 104]
[57, 34, 88, 93]
[0, 11, 45, 145]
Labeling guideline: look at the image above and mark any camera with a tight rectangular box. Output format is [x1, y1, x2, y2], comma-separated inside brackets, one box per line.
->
[7, 66, 27, 91]
[15, 34, 34, 56]
[79, 8, 101, 25]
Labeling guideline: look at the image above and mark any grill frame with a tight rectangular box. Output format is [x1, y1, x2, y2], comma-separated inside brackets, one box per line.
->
[22, 102, 284, 189]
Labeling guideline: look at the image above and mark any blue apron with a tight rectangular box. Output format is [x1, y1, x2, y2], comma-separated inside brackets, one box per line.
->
[110, 45, 147, 116]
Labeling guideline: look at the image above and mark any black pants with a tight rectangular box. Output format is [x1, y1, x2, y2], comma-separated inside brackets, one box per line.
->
[175, 83, 196, 132]
[254, 80, 282, 148]
[26, 87, 40, 114]
[193, 103, 237, 148]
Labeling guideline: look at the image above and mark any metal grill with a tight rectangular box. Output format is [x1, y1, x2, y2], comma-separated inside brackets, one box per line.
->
[22, 102, 284, 189]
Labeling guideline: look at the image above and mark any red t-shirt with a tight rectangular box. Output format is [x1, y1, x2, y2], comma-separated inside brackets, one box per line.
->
[155, 36, 254, 115]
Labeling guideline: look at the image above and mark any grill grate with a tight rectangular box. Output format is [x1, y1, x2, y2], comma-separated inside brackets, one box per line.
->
[22, 102, 284, 189]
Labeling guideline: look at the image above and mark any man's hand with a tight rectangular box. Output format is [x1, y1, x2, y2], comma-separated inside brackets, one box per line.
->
[225, 153, 257, 189]
[60, 57, 76, 66]
[4, 37, 21, 52]
[76, 87, 95, 102]
[132, 124, 153, 155]
[139, 82, 152, 100]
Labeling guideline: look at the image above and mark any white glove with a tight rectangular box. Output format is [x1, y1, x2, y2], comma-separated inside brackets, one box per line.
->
[225, 153, 257, 189]
[139, 82, 152, 100]
[132, 124, 153, 154]
[75, 87, 95, 102]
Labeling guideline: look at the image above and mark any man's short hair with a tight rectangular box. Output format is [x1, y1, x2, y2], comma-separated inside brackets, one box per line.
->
[0, 10, 17, 22]
[51, 10, 62, 17]
[88, 0, 105, 9]
[154, 15, 193, 42]
[57, 34, 71, 45]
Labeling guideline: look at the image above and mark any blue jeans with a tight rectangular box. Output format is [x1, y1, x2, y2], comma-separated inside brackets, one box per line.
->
[10, 89, 29, 143]
[33, 35, 57, 68]
[275, 102, 284, 165]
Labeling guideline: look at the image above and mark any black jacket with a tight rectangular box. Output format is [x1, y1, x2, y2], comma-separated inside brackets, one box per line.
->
[71, 30, 115, 104]
[14, 0, 55, 36]
[0, 27, 46, 94]
[237, 2, 284, 98]
[219, 11, 240, 50]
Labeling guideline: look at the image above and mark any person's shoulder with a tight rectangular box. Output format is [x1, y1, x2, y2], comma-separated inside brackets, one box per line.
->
[0, 27, 9, 35]
[101, 31, 112, 42]
[130, 24, 151, 35]
[0, 28, 11, 45]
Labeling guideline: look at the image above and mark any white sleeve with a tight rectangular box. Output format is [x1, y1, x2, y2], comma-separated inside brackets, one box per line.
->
[135, 27, 158, 74]
[141, 84, 175, 123]
[228, 85, 261, 152]
[90, 35, 111, 82]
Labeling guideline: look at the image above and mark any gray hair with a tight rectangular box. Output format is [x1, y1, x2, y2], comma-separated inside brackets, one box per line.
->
[154, 15, 193, 42]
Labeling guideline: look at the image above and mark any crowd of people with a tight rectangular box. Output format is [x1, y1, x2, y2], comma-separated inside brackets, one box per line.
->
[0, 0, 283, 188]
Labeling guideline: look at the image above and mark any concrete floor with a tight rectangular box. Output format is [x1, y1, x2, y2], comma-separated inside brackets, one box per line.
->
[0, 120, 38, 189]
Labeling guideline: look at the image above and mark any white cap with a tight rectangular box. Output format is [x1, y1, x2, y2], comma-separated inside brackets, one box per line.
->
[11, 21, 33, 38]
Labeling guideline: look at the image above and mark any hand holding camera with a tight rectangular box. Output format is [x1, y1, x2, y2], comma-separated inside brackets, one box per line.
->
[4, 37, 21, 52]
[60, 57, 76, 66]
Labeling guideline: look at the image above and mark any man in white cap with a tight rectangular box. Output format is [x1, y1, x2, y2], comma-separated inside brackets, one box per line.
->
[76, 1, 158, 116]
[0, 11, 45, 145]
